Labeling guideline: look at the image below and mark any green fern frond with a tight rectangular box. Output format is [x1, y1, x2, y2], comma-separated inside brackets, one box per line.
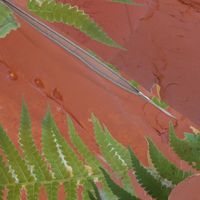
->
[92, 115, 135, 195]
[19, 102, 51, 181]
[169, 123, 200, 170]
[0, 103, 133, 199]
[28, 0, 121, 48]
[67, 116, 101, 176]
[42, 111, 107, 199]
[45, 112, 87, 178]
[146, 137, 191, 185]
[42, 111, 70, 179]
[129, 147, 171, 200]
[67, 116, 117, 200]
[92, 115, 130, 173]
[104, 126, 132, 168]
[100, 168, 138, 200]
[0, 2, 20, 38]
[0, 126, 33, 184]
[0, 102, 197, 199]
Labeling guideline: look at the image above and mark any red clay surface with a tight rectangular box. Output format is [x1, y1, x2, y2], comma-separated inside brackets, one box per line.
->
[18, 0, 200, 126]
[1, 0, 200, 199]
[14, 0, 200, 127]
[169, 174, 200, 200]
[0, 15, 198, 199]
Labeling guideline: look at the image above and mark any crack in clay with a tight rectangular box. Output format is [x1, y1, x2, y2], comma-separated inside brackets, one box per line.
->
[29, 81, 86, 130]
[178, 0, 200, 11]
[125, 4, 134, 34]
[142, 97, 178, 136]
[0, 60, 85, 130]
[141, 0, 160, 21]
[162, 82, 179, 98]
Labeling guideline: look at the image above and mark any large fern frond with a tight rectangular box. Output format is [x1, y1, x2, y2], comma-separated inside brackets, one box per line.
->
[0, 102, 198, 200]
[28, 0, 121, 48]
[169, 123, 200, 170]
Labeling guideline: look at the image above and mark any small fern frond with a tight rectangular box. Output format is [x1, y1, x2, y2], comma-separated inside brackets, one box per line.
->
[67, 117, 117, 200]
[92, 115, 135, 195]
[67, 116, 101, 176]
[146, 137, 191, 185]
[100, 168, 138, 200]
[45, 112, 87, 179]
[28, 0, 121, 48]
[92, 115, 129, 173]
[104, 126, 132, 168]
[0, 2, 20, 38]
[42, 111, 72, 179]
[129, 147, 171, 200]
[169, 123, 200, 170]
[19, 101, 51, 181]
[0, 126, 33, 184]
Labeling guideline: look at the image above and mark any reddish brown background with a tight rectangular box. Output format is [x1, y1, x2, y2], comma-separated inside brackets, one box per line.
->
[1, 0, 200, 199]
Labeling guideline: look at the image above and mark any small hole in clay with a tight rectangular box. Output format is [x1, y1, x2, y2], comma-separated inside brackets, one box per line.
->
[8, 71, 18, 80]
[34, 78, 45, 89]
[53, 88, 63, 101]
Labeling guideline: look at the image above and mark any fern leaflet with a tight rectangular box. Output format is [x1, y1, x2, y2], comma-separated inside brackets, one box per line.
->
[0, 126, 33, 183]
[100, 168, 138, 200]
[129, 147, 171, 200]
[28, 0, 121, 48]
[169, 123, 200, 170]
[146, 137, 191, 185]
[92, 114, 135, 195]
[0, 2, 20, 38]
[19, 101, 51, 181]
